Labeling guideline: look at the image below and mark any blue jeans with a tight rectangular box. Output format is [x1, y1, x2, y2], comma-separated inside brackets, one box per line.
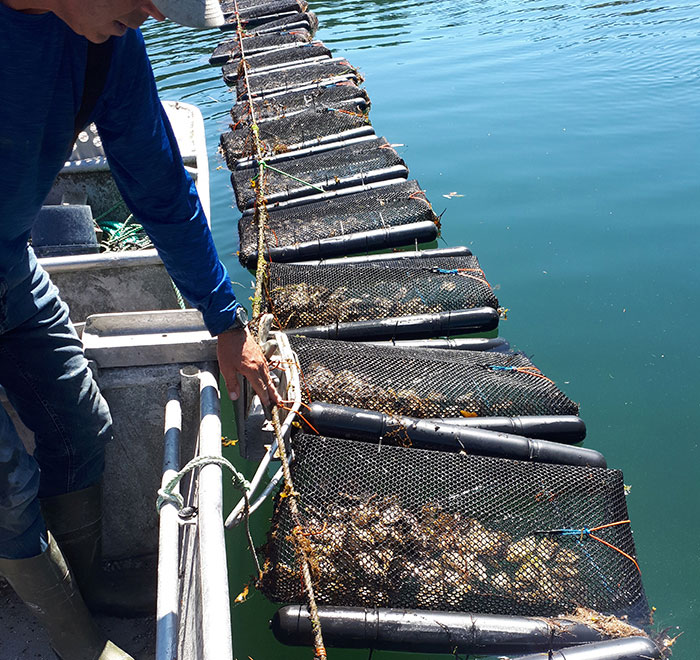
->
[0, 249, 111, 559]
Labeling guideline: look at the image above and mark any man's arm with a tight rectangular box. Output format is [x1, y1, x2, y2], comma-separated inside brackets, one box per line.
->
[92, 29, 280, 406]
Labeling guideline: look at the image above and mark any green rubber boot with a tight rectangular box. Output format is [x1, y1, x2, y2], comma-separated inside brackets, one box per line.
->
[0, 533, 133, 660]
[40, 482, 156, 618]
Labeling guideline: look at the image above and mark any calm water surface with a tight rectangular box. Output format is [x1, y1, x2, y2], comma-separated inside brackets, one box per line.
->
[142, 2, 699, 656]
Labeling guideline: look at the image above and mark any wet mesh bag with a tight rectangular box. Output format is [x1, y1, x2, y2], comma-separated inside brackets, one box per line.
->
[222, 44, 332, 85]
[230, 83, 369, 124]
[264, 255, 498, 328]
[237, 180, 437, 266]
[289, 336, 580, 417]
[221, 11, 319, 36]
[232, 137, 406, 210]
[235, 59, 360, 99]
[221, 108, 373, 163]
[210, 30, 313, 66]
[261, 434, 648, 622]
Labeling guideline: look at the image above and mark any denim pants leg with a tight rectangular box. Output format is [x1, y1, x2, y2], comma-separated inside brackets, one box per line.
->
[0, 249, 112, 559]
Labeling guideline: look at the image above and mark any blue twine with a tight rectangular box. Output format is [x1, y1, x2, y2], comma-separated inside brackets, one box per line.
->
[577, 538, 614, 595]
[431, 267, 459, 274]
[559, 527, 592, 537]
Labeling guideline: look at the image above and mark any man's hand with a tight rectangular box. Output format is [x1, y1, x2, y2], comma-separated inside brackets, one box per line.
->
[217, 327, 282, 408]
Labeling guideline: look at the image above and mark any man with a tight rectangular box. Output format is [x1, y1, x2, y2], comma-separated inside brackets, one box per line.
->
[0, 1, 280, 658]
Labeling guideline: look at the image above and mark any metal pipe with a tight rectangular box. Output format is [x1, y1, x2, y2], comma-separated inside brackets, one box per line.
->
[40, 248, 161, 273]
[197, 369, 234, 660]
[155, 386, 182, 660]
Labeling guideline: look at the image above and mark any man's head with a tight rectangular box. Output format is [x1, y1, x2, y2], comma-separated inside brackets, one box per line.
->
[26, 0, 224, 43]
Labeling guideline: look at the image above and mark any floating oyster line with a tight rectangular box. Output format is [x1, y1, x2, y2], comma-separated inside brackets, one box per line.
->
[206, 1, 671, 659]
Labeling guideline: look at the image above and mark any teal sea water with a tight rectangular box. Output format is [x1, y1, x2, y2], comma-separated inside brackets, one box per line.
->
[142, 1, 699, 657]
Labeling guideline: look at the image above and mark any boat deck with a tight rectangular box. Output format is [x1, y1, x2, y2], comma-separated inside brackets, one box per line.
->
[0, 581, 155, 659]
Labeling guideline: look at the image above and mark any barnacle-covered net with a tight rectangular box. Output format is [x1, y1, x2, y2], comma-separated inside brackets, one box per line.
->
[235, 59, 359, 98]
[261, 434, 649, 622]
[231, 137, 405, 210]
[221, 11, 319, 35]
[223, 44, 332, 85]
[211, 30, 313, 66]
[221, 107, 372, 163]
[290, 336, 579, 418]
[264, 255, 498, 328]
[238, 180, 435, 266]
[219, 11, 318, 36]
[230, 83, 369, 124]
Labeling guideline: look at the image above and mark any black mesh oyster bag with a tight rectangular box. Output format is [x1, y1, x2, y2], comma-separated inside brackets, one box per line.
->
[260, 434, 649, 622]
[230, 83, 369, 124]
[234, 58, 357, 99]
[221, 107, 372, 163]
[223, 42, 331, 80]
[231, 137, 406, 210]
[264, 255, 499, 328]
[289, 336, 579, 418]
[237, 180, 437, 267]
[210, 30, 313, 66]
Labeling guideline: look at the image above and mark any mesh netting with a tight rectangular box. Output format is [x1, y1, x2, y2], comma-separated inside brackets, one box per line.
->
[211, 31, 313, 66]
[223, 44, 332, 84]
[264, 256, 498, 328]
[221, 11, 319, 35]
[220, 0, 308, 19]
[235, 59, 360, 98]
[222, 108, 372, 163]
[238, 180, 436, 265]
[232, 137, 406, 210]
[261, 434, 648, 621]
[230, 83, 369, 123]
[289, 336, 579, 417]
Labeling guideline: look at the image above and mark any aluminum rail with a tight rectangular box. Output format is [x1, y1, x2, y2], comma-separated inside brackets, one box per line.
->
[40, 248, 162, 273]
[156, 386, 182, 660]
[155, 367, 233, 660]
[198, 369, 234, 660]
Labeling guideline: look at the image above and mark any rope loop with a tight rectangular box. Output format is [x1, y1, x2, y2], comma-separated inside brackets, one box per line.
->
[156, 454, 250, 513]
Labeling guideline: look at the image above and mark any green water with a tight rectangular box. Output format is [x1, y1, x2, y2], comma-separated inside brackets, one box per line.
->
[143, 1, 699, 656]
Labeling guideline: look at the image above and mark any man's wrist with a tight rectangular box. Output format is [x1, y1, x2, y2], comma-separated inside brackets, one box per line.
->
[219, 305, 249, 334]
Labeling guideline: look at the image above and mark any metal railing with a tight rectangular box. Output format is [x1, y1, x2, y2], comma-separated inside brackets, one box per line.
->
[156, 366, 233, 660]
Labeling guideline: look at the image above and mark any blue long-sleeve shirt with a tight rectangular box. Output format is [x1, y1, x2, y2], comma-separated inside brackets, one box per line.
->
[0, 6, 239, 335]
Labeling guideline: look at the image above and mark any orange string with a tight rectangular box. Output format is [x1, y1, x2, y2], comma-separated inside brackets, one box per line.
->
[514, 366, 555, 385]
[454, 267, 491, 288]
[277, 402, 320, 436]
[329, 107, 366, 119]
[408, 189, 428, 200]
[588, 533, 641, 573]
